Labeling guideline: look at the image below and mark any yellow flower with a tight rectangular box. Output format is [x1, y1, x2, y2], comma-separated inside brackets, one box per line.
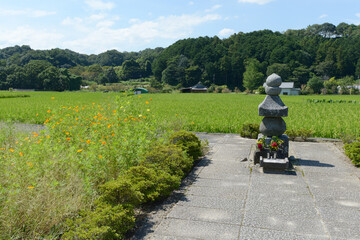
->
[77, 149, 83, 152]
[147, 109, 150, 112]
[26, 162, 32, 166]
[99, 155, 103, 158]
[9, 149, 14, 152]
[51, 97, 55, 99]
[145, 101, 149, 104]
[107, 124, 111, 128]
[86, 140, 91, 144]
[28, 186, 34, 189]
[47, 110, 51, 113]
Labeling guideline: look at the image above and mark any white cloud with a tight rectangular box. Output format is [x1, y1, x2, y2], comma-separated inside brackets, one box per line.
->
[319, 14, 328, 19]
[205, 4, 222, 12]
[85, 0, 115, 11]
[238, 0, 274, 5]
[356, 13, 360, 18]
[0, 26, 63, 50]
[218, 28, 235, 38]
[0, 8, 56, 17]
[62, 13, 222, 53]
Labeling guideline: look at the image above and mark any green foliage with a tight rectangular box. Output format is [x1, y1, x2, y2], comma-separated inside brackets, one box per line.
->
[240, 123, 260, 139]
[285, 128, 314, 141]
[257, 86, 265, 94]
[124, 166, 180, 203]
[243, 58, 265, 90]
[285, 129, 297, 141]
[168, 130, 203, 161]
[307, 76, 323, 94]
[63, 203, 135, 240]
[344, 141, 360, 167]
[142, 144, 193, 178]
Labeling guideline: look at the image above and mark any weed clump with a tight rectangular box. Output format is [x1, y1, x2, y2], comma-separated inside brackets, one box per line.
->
[240, 123, 260, 139]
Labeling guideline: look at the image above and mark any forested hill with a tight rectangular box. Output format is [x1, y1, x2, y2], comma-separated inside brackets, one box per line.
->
[1, 22, 360, 92]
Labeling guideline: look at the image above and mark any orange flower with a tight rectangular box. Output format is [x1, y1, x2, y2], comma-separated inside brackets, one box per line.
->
[66, 137, 71, 141]
[28, 186, 34, 189]
[107, 124, 111, 128]
[102, 141, 106, 145]
[9, 149, 14, 152]
[19, 152, 24, 156]
[86, 140, 91, 144]
[51, 97, 55, 99]
[47, 110, 51, 113]
[26, 162, 32, 166]
[99, 155, 103, 158]
[145, 101, 149, 104]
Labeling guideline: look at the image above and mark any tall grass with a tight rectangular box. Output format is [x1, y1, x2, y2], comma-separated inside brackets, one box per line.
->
[0, 93, 172, 239]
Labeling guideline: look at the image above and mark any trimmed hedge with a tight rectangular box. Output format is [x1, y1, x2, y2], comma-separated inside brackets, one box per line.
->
[168, 130, 203, 161]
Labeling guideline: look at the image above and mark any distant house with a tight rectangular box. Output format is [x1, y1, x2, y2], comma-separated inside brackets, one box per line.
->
[134, 87, 148, 94]
[181, 82, 208, 93]
[263, 82, 300, 95]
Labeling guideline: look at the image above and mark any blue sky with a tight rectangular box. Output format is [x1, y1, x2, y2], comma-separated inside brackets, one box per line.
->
[0, 0, 359, 54]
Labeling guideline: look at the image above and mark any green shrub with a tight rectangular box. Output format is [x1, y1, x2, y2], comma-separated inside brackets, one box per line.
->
[123, 166, 180, 203]
[63, 203, 135, 240]
[298, 128, 314, 141]
[344, 141, 360, 167]
[240, 123, 260, 139]
[285, 129, 297, 141]
[97, 178, 143, 206]
[285, 128, 314, 141]
[142, 144, 193, 178]
[168, 131, 203, 161]
[257, 86, 265, 94]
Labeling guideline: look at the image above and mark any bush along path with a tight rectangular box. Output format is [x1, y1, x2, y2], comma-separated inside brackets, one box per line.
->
[63, 130, 205, 239]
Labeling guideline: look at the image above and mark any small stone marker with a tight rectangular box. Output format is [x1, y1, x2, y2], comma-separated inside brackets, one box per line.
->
[254, 73, 289, 170]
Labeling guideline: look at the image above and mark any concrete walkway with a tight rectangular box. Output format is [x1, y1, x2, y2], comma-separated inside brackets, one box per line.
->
[133, 134, 360, 240]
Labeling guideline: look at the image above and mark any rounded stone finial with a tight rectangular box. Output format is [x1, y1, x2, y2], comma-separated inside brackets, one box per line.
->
[266, 73, 282, 87]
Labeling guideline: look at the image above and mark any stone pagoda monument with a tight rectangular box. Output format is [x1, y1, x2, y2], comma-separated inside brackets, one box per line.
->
[254, 73, 289, 169]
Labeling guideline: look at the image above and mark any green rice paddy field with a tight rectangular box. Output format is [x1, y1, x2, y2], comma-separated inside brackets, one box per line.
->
[0, 91, 359, 139]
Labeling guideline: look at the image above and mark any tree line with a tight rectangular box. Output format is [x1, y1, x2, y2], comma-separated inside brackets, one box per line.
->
[1, 22, 360, 92]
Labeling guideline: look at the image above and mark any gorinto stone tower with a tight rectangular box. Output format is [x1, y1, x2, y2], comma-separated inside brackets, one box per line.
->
[255, 73, 290, 169]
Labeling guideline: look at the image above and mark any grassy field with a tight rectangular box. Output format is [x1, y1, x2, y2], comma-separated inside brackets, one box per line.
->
[0, 91, 359, 138]
[0, 91, 359, 238]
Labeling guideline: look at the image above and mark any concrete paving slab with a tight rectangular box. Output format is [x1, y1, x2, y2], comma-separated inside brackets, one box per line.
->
[191, 177, 249, 188]
[242, 211, 326, 236]
[177, 194, 245, 211]
[134, 133, 360, 240]
[239, 226, 329, 240]
[186, 185, 249, 199]
[154, 218, 240, 240]
[167, 205, 244, 224]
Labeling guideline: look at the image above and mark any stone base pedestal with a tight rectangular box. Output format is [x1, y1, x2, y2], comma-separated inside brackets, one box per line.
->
[260, 157, 289, 170]
[254, 134, 289, 169]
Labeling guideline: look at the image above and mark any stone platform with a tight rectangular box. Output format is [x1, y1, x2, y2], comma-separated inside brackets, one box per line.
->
[133, 133, 360, 240]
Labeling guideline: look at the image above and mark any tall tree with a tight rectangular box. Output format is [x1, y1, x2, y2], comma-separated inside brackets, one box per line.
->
[243, 58, 264, 90]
